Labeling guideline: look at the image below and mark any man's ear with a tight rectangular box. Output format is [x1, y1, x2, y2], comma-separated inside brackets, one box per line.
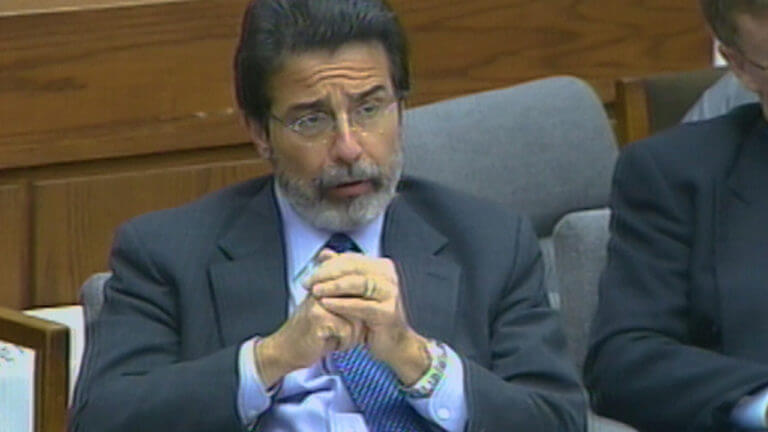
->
[720, 44, 761, 93]
[244, 116, 273, 159]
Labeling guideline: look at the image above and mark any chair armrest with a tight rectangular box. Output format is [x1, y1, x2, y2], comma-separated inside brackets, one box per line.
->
[0, 306, 69, 432]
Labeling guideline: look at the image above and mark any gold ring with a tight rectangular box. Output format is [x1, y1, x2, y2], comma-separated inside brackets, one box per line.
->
[363, 278, 376, 300]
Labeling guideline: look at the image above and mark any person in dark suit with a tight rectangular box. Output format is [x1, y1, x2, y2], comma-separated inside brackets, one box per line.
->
[586, 1, 768, 431]
[69, 1, 584, 431]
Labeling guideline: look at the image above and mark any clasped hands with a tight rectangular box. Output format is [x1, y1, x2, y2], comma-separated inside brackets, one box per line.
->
[256, 250, 430, 388]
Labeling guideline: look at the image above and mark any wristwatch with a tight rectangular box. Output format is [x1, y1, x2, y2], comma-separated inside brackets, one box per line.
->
[400, 339, 448, 399]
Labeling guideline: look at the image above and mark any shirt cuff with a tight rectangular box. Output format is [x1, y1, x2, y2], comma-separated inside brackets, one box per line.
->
[237, 337, 275, 426]
[732, 385, 768, 429]
[407, 344, 468, 432]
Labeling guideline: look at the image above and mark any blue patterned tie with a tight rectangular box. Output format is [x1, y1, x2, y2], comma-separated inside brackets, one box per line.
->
[324, 233, 428, 432]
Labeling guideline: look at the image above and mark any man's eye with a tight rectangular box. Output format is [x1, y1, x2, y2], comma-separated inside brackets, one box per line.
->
[293, 113, 329, 132]
[355, 102, 382, 118]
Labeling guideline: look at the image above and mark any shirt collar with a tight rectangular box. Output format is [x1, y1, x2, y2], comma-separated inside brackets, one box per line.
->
[274, 182, 385, 281]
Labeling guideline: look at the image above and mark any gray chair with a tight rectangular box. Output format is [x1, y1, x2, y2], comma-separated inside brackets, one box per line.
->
[404, 76, 633, 431]
[552, 209, 611, 370]
[79, 272, 111, 326]
[404, 76, 617, 238]
[404, 76, 618, 308]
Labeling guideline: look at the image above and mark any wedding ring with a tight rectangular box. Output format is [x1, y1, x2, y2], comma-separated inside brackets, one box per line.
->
[363, 277, 377, 300]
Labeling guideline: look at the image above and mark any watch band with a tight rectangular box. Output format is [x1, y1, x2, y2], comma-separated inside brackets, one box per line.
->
[400, 339, 448, 399]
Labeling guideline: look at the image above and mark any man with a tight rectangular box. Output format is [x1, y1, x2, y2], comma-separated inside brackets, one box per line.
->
[70, 0, 584, 431]
[586, 1, 768, 431]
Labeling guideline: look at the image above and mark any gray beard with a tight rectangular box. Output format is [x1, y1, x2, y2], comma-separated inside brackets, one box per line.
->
[275, 149, 403, 231]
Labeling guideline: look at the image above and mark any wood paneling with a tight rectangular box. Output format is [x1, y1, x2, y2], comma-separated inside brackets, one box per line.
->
[32, 159, 270, 306]
[0, 184, 30, 309]
[615, 78, 651, 145]
[0, 0, 711, 170]
[0, 0, 180, 16]
[0, 0, 250, 169]
[393, 0, 711, 106]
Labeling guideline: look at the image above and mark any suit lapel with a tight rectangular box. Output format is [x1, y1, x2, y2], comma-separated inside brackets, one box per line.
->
[383, 197, 461, 344]
[209, 181, 288, 346]
[716, 120, 768, 361]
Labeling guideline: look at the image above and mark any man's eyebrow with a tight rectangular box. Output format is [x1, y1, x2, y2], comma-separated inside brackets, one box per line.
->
[282, 85, 389, 115]
[348, 85, 388, 101]
[283, 99, 327, 116]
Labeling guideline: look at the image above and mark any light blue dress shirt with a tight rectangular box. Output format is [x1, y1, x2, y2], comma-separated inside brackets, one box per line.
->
[732, 387, 768, 429]
[235, 184, 468, 431]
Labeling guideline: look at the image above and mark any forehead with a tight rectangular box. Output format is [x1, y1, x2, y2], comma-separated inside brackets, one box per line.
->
[268, 42, 393, 107]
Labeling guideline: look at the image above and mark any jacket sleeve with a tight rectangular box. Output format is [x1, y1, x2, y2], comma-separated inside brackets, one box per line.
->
[69, 222, 245, 432]
[464, 216, 587, 432]
[585, 143, 768, 432]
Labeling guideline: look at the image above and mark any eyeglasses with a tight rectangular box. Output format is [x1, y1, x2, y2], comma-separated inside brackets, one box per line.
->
[270, 97, 399, 140]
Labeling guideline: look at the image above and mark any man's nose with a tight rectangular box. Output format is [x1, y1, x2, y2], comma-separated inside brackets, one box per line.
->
[331, 114, 363, 164]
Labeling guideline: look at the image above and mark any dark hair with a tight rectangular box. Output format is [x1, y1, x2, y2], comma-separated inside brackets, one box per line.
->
[699, 0, 768, 48]
[234, 0, 410, 126]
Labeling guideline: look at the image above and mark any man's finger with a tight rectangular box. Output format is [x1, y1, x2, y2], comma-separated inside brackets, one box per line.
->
[314, 276, 390, 303]
[319, 297, 381, 323]
[349, 319, 366, 349]
[306, 254, 367, 286]
[316, 249, 338, 263]
[312, 274, 367, 298]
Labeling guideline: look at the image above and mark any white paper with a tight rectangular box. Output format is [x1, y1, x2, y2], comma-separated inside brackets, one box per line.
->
[0, 343, 36, 432]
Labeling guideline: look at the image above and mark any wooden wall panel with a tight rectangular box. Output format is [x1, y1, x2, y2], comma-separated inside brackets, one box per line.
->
[0, 1, 177, 15]
[32, 160, 271, 306]
[0, 0, 250, 169]
[0, 0, 711, 170]
[0, 184, 30, 309]
[393, 0, 711, 106]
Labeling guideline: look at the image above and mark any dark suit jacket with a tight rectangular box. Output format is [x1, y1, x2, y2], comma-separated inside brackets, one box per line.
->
[70, 175, 584, 432]
[586, 104, 768, 432]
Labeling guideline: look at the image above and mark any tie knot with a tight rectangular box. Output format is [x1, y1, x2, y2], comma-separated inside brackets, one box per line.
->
[325, 233, 360, 253]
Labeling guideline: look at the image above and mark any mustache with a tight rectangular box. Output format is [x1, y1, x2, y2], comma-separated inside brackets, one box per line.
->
[315, 160, 383, 189]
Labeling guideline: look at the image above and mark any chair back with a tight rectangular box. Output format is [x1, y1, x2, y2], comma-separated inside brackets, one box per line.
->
[551, 209, 611, 368]
[615, 68, 728, 145]
[404, 76, 618, 307]
[79, 272, 111, 325]
[404, 76, 618, 238]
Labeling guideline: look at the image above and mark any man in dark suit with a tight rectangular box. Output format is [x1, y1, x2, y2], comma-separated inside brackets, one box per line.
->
[70, 1, 584, 431]
[586, 1, 768, 431]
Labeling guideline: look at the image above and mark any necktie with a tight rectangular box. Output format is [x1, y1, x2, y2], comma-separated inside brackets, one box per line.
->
[323, 233, 427, 432]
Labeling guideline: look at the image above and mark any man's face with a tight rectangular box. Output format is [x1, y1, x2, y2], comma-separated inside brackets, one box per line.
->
[722, 12, 768, 119]
[249, 42, 404, 231]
